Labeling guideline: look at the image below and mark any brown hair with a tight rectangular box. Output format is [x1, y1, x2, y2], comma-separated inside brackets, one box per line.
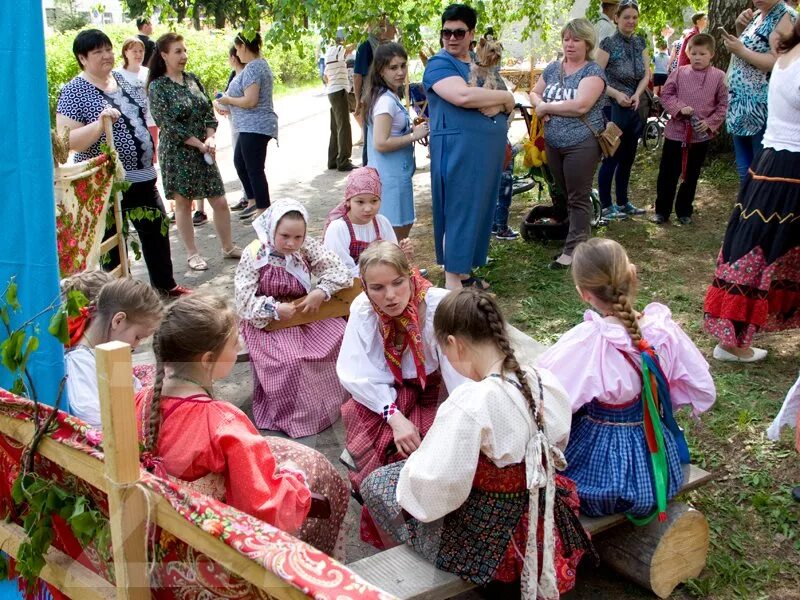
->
[60, 269, 113, 304]
[147, 32, 184, 90]
[121, 36, 145, 68]
[93, 278, 163, 341]
[433, 288, 542, 428]
[362, 42, 409, 125]
[143, 293, 238, 462]
[571, 238, 641, 342]
[358, 240, 412, 281]
[687, 32, 715, 52]
[778, 18, 800, 53]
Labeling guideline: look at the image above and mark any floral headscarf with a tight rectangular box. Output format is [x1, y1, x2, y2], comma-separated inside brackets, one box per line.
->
[323, 167, 382, 235]
[252, 199, 312, 292]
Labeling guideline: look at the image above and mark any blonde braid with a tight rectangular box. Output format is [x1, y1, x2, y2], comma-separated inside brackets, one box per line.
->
[145, 330, 166, 465]
[611, 291, 642, 344]
[476, 296, 542, 429]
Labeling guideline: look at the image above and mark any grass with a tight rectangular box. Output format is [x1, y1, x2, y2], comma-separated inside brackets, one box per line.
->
[425, 147, 800, 599]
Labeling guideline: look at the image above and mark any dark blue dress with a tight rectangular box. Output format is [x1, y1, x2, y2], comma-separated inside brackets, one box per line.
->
[423, 51, 508, 274]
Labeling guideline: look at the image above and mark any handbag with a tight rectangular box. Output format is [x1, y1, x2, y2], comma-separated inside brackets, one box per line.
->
[558, 62, 622, 158]
[582, 117, 623, 158]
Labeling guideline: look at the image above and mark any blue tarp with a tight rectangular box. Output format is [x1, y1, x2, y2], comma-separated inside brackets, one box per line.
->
[0, 5, 64, 598]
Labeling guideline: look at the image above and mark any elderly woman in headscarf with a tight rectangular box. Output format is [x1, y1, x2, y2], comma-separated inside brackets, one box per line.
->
[234, 199, 351, 438]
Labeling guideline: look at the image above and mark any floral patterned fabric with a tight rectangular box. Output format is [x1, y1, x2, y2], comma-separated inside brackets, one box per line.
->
[54, 152, 125, 276]
[0, 390, 394, 600]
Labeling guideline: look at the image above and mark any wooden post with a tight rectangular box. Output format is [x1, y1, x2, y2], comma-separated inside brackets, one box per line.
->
[96, 341, 149, 600]
[102, 116, 129, 278]
[596, 502, 709, 598]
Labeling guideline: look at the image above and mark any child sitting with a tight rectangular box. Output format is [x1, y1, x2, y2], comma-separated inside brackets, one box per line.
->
[234, 198, 352, 438]
[323, 166, 405, 277]
[537, 238, 716, 519]
[361, 288, 590, 597]
[64, 276, 163, 429]
[135, 293, 348, 556]
[651, 34, 728, 226]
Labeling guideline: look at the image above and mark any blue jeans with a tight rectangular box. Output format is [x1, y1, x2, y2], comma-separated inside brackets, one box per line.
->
[493, 169, 513, 230]
[598, 104, 643, 208]
[732, 130, 765, 183]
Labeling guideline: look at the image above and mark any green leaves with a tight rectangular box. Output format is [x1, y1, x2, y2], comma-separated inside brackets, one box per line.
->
[5, 281, 20, 311]
[47, 310, 69, 345]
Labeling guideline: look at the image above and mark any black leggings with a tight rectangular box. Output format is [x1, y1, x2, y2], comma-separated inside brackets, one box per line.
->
[103, 178, 176, 292]
[233, 132, 272, 209]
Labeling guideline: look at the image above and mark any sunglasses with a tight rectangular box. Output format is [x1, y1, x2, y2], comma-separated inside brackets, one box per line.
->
[441, 28, 469, 40]
[619, 0, 639, 7]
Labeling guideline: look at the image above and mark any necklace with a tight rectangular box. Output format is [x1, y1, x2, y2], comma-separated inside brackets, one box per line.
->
[168, 375, 214, 398]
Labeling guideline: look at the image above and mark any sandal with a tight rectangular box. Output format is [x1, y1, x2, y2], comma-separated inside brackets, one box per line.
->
[460, 276, 491, 291]
[187, 254, 208, 271]
[222, 245, 242, 259]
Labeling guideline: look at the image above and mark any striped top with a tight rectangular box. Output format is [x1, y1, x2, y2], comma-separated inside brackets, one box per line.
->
[325, 45, 351, 94]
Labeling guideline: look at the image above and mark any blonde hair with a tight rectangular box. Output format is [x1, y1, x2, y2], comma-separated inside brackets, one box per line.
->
[94, 278, 164, 339]
[121, 36, 145, 68]
[434, 288, 541, 427]
[572, 238, 642, 342]
[358, 240, 412, 281]
[144, 293, 238, 463]
[60, 269, 113, 304]
[561, 18, 597, 60]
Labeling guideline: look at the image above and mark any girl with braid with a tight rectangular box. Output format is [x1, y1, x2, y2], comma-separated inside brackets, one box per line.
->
[537, 238, 716, 519]
[134, 293, 349, 557]
[361, 288, 591, 599]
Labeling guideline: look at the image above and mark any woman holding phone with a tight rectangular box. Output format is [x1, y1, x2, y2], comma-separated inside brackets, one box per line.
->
[719, 0, 795, 182]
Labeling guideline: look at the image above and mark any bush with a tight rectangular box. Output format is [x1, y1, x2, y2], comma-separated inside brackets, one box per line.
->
[45, 25, 320, 119]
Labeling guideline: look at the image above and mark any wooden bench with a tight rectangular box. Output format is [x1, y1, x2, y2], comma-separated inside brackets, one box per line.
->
[347, 461, 713, 600]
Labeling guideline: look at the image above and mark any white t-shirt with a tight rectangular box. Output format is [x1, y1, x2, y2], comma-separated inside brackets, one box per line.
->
[372, 91, 408, 136]
[114, 67, 155, 127]
[66, 345, 142, 430]
[763, 55, 800, 153]
[323, 214, 398, 277]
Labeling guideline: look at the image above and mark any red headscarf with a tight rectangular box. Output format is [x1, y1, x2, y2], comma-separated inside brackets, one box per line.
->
[365, 268, 432, 388]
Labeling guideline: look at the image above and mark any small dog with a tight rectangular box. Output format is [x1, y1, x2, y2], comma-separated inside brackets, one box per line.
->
[469, 38, 504, 89]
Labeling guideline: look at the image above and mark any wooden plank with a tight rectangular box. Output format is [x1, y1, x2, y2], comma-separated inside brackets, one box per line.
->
[265, 280, 362, 331]
[98, 236, 118, 256]
[349, 545, 475, 600]
[96, 341, 149, 600]
[581, 464, 714, 534]
[0, 521, 115, 600]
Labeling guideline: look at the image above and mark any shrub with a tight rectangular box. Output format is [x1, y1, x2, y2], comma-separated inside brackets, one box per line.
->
[45, 24, 319, 119]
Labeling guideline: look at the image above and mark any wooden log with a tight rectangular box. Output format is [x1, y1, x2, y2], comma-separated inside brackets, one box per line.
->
[96, 341, 149, 600]
[265, 279, 362, 331]
[596, 502, 709, 599]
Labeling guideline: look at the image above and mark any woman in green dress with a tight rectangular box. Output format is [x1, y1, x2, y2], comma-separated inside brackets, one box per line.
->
[148, 33, 241, 271]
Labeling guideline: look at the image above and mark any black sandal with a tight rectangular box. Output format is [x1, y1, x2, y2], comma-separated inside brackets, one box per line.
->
[461, 276, 491, 290]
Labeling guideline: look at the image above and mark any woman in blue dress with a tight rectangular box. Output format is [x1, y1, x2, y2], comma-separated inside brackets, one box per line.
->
[423, 3, 515, 290]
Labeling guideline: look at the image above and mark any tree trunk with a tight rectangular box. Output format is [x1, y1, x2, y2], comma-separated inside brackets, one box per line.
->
[707, 0, 751, 154]
[214, 4, 225, 29]
[192, 0, 201, 30]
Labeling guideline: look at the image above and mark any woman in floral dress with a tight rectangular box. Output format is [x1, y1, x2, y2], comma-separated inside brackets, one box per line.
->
[148, 32, 241, 271]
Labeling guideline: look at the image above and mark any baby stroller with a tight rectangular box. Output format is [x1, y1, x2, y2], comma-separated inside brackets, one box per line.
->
[514, 104, 603, 242]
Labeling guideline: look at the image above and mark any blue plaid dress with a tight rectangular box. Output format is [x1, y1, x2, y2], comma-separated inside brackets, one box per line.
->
[563, 398, 684, 517]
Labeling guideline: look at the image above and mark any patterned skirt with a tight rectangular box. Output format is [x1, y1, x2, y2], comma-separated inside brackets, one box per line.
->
[361, 455, 587, 592]
[704, 147, 800, 347]
[563, 399, 684, 518]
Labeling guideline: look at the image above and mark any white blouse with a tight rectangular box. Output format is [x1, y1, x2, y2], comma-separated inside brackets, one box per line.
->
[323, 215, 398, 277]
[114, 67, 154, 127]
[336, 287, 468, 415]
[396, 368, 572, 522]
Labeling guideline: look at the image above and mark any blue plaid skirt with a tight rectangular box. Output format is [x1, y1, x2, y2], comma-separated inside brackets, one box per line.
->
[563, 399, 684, 517]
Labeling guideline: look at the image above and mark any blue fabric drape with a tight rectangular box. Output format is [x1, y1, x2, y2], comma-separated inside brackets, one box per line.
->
[0, 7, 64, 598]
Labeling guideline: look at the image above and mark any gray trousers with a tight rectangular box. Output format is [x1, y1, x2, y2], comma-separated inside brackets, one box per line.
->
[545, 137, 602, 256]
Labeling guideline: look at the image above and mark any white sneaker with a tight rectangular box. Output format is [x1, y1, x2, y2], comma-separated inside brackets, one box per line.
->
[713, 344, 768, 363]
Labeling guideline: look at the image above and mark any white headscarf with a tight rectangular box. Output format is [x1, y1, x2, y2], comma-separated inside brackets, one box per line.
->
[251, 199, 312, 292]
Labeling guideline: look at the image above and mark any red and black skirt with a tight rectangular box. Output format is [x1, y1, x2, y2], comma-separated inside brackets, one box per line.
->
[704, 147, 800, 347]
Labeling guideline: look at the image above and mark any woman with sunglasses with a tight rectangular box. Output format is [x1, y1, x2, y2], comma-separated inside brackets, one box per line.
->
[595, 0, 650, 221]
[423, 3, 516, 291]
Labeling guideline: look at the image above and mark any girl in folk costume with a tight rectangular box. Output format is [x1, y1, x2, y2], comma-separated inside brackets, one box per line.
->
[323, 166, 411, 278]
[135, 293, 349, 557]
[537, 239, 716, 520]
[337, 241, 468, 541]
[361, 288, 593, 599]
[64, 275, 164, 430]
[234, 199, 352, 438]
